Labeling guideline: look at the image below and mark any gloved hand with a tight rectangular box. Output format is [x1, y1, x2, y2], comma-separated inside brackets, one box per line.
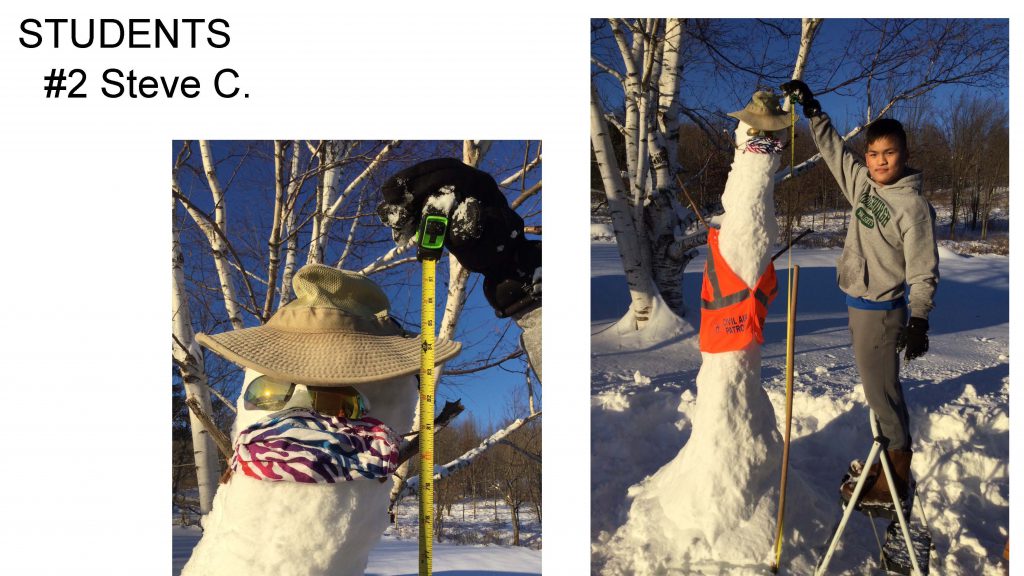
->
[482, 240, 541, 318]
[780, 79, 821, 118]
[896, 317, 929, 361]
[377, 158, 541, 317]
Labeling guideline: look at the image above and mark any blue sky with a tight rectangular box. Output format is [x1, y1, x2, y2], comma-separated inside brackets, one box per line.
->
[592, 18, 1008, 135]
[172, 140, 541, 431]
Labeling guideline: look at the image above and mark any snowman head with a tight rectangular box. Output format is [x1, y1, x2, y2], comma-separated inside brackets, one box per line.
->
[728, 90, 794, 152]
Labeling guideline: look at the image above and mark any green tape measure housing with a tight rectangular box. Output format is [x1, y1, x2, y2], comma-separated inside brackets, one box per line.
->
[417, 214, 448, 261]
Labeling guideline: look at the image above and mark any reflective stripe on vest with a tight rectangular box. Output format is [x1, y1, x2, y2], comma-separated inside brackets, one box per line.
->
[699, 227, 778, 353]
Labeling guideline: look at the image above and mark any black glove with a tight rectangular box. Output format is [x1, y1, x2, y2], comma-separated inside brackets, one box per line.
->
[377, 158, 541, 316]
[896, 317, 929, 361]
[483, 239, 541, 318]
[780, 80, 821, 118]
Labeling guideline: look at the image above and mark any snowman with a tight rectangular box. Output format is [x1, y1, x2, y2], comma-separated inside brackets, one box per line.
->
[603, 92, 804, 573]
[181, 264, 460, 576]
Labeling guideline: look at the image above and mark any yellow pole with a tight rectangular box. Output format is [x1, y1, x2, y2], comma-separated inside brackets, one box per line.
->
[419, 260, 437, 576]
[771, 264, 799, 572]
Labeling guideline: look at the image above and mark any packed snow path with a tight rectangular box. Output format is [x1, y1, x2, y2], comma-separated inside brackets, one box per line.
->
[591, 241, 1008, 575]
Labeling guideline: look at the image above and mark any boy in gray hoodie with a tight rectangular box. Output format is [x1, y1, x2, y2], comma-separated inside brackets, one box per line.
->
[782, 80, 939, 507]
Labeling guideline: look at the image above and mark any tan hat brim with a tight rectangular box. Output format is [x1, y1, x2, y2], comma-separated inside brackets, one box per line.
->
[727, 109, 795, 132]
[196, 327, 462, 386]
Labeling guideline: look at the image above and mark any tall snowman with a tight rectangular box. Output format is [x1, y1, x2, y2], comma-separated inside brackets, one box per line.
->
[603, 92, 797, 573]
[181, 264, 460, 576]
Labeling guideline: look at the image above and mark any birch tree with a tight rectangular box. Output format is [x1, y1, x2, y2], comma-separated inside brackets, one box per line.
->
[171, 194, 220, 514]
[592, 18, 704, 327]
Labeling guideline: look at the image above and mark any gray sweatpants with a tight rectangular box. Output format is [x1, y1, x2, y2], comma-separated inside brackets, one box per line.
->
[848, 306, 911, 451]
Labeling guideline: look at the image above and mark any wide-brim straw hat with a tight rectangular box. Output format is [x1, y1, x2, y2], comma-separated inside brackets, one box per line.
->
[727, 91, 794, 132]
[196, 264, 461, 386]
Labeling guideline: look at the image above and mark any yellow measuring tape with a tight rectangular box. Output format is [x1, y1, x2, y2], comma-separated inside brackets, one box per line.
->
[419, 259, 437, 576]
[771, 101, 800, 573]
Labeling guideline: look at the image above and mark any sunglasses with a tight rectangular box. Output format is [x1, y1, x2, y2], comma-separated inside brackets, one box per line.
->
[243, 376, 370, 419]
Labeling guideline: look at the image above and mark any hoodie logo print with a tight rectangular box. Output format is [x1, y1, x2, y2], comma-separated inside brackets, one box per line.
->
[857, 190, 891, 229]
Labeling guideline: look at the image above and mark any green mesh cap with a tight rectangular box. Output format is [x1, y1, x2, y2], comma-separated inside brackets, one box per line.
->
[196, 264, 461, 385]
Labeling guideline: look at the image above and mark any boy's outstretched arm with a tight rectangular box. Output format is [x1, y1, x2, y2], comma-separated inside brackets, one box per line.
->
[782, 80, 871, 206]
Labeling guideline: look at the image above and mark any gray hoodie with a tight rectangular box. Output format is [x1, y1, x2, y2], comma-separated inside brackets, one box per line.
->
[809, 113, 939, 319]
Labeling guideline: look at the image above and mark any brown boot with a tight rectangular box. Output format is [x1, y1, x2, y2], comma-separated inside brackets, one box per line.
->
[841, 449, 912, 506]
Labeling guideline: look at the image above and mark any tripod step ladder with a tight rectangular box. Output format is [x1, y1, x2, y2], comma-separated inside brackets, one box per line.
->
[815, 410, 930, 575]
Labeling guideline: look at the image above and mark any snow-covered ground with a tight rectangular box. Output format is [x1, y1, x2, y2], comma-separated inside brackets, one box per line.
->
[173, 498, 541, 575]
[591, 238, 1008, 574]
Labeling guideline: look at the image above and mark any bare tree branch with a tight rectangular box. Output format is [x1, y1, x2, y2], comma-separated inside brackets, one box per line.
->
[185, 397, 233, 460]
[445, 349, 525, 375]
[395, 411, 542, 501]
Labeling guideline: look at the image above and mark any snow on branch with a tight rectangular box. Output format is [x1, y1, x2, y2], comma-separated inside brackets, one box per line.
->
[499, 153, 543, 187]
[396, 411, 542, 502]
[359, 237, 416, 276]
[363, 256, 417, 276]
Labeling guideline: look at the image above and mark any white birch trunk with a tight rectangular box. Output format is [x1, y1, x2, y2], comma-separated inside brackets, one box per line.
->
[172, 200, 221, 515]
[462, 140, 492, 168]
[610, 19, 642, 188]
[307, 143, 335, 265]
[278, 144, 303, 308]
[592, 85, 654, 329]
[607, 19, 694, 319]
[646, 18, 697, 316]
[656, 19, 684, 179]
[645, 129, 693, 315]
[793, 20, 822, 84]
[326, 140, 399, 218]
[632, 19, 657, 209]
[315, 140, 399, 267]
[198, 141, 245, 330]
[440, 256, 471, 343]
[262, 141, 288, 320]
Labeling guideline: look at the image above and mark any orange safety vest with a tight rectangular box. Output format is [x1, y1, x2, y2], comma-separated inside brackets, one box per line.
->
[699, 227, 778, 353]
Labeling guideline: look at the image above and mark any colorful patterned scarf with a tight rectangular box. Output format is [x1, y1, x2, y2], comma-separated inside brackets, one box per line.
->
[231, 407, 400, 483]
[744, 135, 784, 155]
